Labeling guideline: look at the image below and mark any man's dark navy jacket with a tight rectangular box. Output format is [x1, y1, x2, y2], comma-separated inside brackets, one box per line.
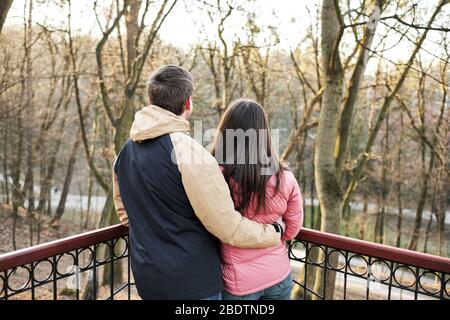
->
[115, 136, 223, 299]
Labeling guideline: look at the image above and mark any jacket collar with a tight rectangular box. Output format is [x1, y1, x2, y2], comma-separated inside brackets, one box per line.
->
[130, 105, 190, 142]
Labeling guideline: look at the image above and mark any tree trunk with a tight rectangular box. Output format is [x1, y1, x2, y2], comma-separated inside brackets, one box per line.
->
[50, 131, 81, 225]
[436, 201, 446, 257]
[2, 108, 10, 204]
[11, 115, 23, 251]
[98, 0, 143, 290]
[292, 144, 320, 300]
[23, 0, 35, 246]
[407, 68, 435, 251]
[99, 98, 134, 288]
[435, 167, 447, 257]
[37, 113, 67, 213]
[423, 191, 436, 254]
[81, 191, 115, 300]
[125, 0, 141, 77]
[0, 0, 13, 34]
[395, 113, 404, 248]
[375, 115, 390, 244]
[84, 110, 99, 229]
[310, 151, 316, 229]
[359, 186, 369, 239]
[408, 151, 434, 251]
[312, 0, 344, 300]
[292, 190, 322, 300]
[335, 0, 383, 177]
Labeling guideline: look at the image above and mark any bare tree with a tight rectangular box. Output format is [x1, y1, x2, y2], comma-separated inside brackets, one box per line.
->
[311, 0, 345, 299]
[0, 0, 13, 34]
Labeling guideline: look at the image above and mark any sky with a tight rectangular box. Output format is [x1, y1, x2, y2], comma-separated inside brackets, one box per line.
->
[5, 0, 319, 50]
[4, 0, 449, 74]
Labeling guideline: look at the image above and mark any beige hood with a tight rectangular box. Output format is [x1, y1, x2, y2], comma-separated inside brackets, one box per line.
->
[130, 105, 190, 141]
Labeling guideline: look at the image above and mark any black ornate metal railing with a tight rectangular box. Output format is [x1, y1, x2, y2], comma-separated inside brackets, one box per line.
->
[288, 229, 450, 300]
[0, 224, 449, 300]
[0, 225, 131, 300]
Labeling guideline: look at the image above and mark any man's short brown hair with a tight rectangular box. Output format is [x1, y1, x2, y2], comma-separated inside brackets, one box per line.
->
[146, 64, 194, 115]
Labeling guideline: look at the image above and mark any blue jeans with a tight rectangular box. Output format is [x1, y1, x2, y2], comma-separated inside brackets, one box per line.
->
[202, 292, 223, 300]
[223, 273, 292, 300]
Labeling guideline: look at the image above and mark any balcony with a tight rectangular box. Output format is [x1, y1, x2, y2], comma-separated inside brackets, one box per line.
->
[0, 225, 449, 300]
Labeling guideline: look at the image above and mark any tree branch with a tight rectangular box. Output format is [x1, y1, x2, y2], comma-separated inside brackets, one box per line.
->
[95, 0, 130, 127]
[341, 0, 449, 211]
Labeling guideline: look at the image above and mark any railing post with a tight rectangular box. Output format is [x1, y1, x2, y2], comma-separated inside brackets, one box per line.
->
[303, 243, 308, 300]
[366, 257, 372, 300]
[439, 272, 445, 300]
[414, 267, 420, 300]
[110, 240, 114, 300]
[52, 256, 57, 300]
[127, 242, 131, 300]
[93, 245, 97, 300]
[387, 261, 394, 300]
[3, 270, 8, 300]
[343, 251, 348, 300]
[323, 246, 328, 300]
[75, 250, 80, 300]
[30, 262, 35, 300]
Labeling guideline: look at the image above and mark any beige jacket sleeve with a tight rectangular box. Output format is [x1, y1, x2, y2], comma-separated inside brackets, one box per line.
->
[112, 164, 129, 227]
[170, 132, 280, 248]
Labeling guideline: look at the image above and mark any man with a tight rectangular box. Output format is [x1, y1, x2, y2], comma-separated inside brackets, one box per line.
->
[113, 65, 283, 300]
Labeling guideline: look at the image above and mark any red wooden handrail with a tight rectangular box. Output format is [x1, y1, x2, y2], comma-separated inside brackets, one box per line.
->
[0, 224, 128, 272]
[296, 228, 450, 274]
[0, 224, 449, 274]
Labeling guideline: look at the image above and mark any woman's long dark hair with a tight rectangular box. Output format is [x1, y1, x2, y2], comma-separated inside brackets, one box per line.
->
[211, 99, 285, 214]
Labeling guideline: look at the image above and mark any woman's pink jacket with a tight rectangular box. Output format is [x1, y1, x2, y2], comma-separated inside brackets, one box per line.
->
[220, 169, 303, 295]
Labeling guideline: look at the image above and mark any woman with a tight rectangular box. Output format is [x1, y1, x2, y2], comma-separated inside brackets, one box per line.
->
[210, 99, 303, 300]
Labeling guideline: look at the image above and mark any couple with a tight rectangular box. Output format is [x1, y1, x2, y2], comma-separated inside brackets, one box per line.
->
[112, 65, 303, 300]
